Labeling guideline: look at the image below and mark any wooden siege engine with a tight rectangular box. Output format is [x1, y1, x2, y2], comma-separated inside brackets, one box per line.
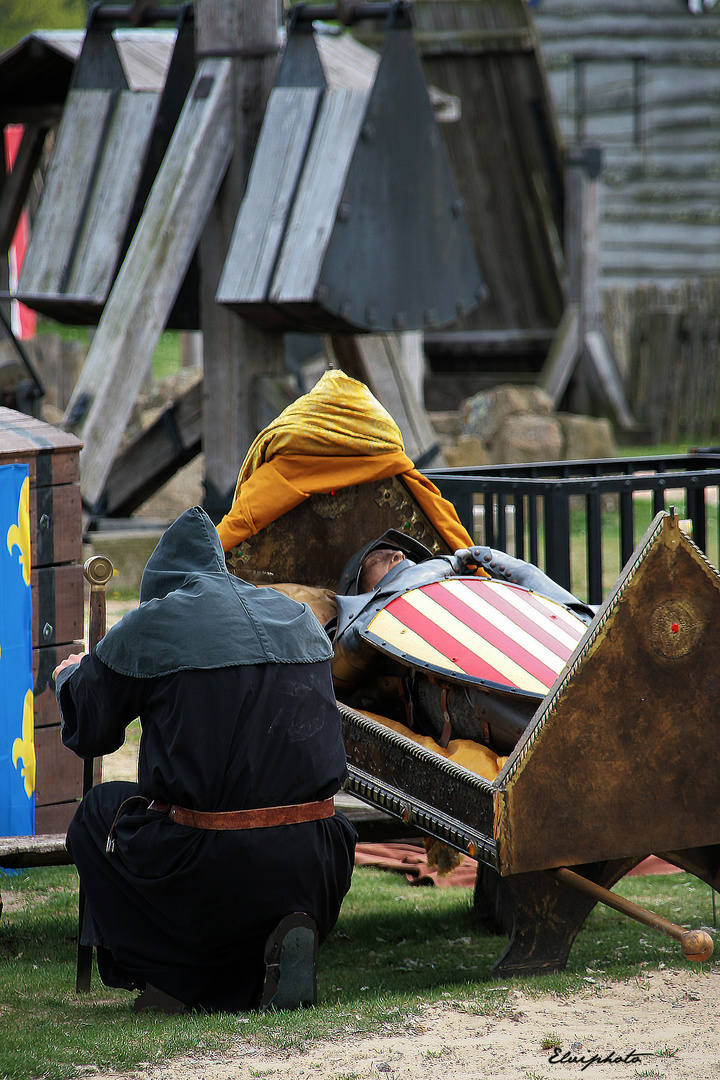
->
[216, 2, 483, 335]
[12, 5, 199, 330]
[235, 485, 720, 975]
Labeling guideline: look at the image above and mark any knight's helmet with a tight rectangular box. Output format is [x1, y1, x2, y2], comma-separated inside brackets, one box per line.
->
[336, 529, 435, 596]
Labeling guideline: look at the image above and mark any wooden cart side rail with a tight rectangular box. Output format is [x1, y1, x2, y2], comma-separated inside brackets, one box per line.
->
[339, 701, 497, 863]
[495, 510, 720, 875]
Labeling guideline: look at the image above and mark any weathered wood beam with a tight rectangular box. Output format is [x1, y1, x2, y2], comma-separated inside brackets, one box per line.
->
[585, 330, 637, 433]
[538, 304, 581, 407]
[564, 149, 601, 415]
[425, 328, 556, 356]
[18, 92, 117, 298]
[17, 90, 159, 308]
[62, 58, 233, 515]
[100, 378, 202, 517]
[330, 333, 445, 467]
[198, 0, 285, 521]
[0, 125, 47, 253]
[216, 87, 324, 307]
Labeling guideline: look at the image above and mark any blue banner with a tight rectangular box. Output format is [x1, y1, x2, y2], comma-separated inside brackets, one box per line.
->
[0, 463, 34, 837]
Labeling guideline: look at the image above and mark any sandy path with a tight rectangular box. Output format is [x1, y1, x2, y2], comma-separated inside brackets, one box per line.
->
[69, 968, 720, 1080]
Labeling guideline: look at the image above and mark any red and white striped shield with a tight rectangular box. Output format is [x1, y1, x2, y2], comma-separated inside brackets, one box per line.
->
[362, 577, 588, 697]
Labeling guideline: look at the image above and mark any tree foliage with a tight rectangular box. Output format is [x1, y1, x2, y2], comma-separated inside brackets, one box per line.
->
[0, 0, 88, 56]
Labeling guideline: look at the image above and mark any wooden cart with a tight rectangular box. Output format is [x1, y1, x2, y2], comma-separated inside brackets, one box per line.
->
[234, 483, 720, 974]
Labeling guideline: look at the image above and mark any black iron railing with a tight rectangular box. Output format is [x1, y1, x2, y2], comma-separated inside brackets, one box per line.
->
[425, 454, 720, 606]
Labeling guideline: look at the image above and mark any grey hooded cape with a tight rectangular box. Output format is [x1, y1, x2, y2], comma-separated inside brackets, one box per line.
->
[57, 508, 355, 1011]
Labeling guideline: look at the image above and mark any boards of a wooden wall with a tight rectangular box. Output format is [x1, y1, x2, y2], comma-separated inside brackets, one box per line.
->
[34, 726, 82, 807]
[31, 564, 84, 650]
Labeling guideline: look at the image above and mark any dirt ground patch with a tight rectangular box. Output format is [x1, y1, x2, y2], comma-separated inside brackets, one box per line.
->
[74, 968, 720, 1080]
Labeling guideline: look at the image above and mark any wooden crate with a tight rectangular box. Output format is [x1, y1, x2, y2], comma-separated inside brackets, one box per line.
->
[0, 407, 83, 834]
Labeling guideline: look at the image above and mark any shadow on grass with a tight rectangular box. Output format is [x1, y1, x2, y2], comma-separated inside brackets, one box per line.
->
[0, 864, 715, 1078]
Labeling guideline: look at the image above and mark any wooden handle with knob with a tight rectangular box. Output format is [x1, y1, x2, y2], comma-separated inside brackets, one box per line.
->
[548, 866, 714, 962]
[76, 555, 114, 994]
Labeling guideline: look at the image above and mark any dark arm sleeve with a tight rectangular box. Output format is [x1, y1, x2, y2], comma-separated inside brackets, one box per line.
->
[57, 652, 144, 759]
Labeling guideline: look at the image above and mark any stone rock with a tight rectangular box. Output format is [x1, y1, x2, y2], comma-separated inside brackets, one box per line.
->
[442, 435, 491, 468]
[429, 411, 462, 438]
[450, 382, 620, 466]
[460, 384, 554, 442]
[132, 455, 205, 523]
[490, 413, 564, 465]
[558, 413, 617, 461]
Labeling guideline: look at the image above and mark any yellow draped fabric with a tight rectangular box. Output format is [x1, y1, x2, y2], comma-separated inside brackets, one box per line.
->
[216, 370, 474, 554]
[356, 709, 508, 783]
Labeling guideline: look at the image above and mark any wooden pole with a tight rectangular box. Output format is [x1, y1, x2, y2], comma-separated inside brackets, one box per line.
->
[76, 554, 114, 993]
[563, 147, 601, 416]
[549, 866, 714, 963]
[196, 0, 285, 523]
[329, 333, 446, 466]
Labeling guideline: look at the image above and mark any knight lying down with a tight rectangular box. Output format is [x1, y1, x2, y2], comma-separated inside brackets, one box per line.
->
[214, 368, 595, 788]
[270, 529, 595, 784]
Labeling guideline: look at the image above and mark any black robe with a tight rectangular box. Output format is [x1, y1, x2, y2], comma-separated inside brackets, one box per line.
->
[58, 509, 356, 1011]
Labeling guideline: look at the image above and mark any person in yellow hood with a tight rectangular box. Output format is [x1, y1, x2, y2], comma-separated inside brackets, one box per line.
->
[216, 369, 473, 555]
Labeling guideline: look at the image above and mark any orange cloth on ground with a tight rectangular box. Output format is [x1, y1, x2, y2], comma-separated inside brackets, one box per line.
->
[355, 708, 508, 784]
[353, 846, 680, 887]
[216, 370, 473, 554]
[354, 842, 478, 888]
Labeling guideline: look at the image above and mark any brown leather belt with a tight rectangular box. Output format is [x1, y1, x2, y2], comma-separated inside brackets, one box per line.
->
[147, 797, 335, 831]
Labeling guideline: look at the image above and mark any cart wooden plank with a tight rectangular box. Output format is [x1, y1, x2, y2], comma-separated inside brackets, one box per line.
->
[30, 482, 82, 568]
[34, 726, 82, 807]
[218, 87, 323, 305]
[65, 90, 159, 302]
[62, 59, 234, 513]
[31, 563, 84, 649]
[35, 803, 78, 836]
[33, 644, 77, 729]
[495, 512, 720, 874]
[271, 88, 368, 304]
[0, 408, 81, 487]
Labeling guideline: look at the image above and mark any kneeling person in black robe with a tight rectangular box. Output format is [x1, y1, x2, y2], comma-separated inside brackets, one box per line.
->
[54, 507, 356, 1013]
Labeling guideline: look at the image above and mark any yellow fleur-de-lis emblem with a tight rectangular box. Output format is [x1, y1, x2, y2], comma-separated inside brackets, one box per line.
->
[7, 475, 31, 586]
[12, 690, 36, 798]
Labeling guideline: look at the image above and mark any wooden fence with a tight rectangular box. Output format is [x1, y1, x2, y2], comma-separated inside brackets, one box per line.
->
[603, 278, 720, 444]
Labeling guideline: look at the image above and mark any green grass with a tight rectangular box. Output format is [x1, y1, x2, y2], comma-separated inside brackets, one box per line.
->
[0, 864, 716, 1080]
[565, 492, 720, 600]
[150, 331, 182, 382]
[35, 322, 90, 346]
[36, 319, 181, 383]
[473, 441, 720, 604]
